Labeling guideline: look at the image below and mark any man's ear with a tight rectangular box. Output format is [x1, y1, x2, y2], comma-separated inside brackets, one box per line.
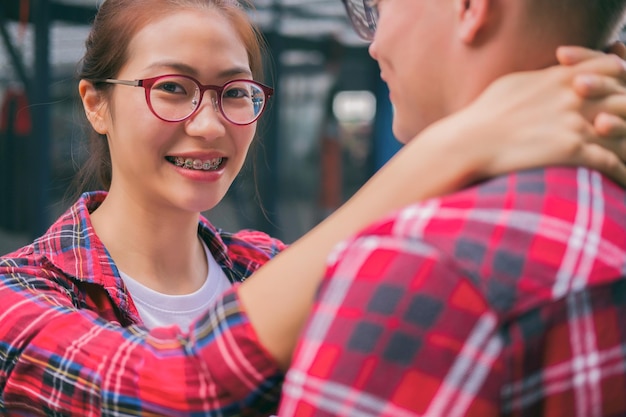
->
[456, 0, 491, 44]
[79, 79, 109, 135]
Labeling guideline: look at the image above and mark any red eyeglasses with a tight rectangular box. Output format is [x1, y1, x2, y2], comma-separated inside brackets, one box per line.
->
[97, 74, 274, 125]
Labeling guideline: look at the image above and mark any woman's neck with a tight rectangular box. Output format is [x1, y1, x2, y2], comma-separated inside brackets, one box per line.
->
[90, 191, 208, 295]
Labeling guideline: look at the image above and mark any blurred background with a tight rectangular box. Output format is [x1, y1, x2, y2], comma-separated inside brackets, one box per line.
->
[0, 0, 400, 254]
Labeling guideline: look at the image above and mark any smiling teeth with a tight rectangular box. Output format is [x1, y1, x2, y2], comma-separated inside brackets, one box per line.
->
[172, 156, 223, 171]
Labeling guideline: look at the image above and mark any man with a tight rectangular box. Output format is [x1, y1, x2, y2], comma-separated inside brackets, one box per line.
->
[278, 0, 626, 415]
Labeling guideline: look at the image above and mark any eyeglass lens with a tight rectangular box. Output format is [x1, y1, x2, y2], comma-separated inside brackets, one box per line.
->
[148, 76, 266, 124]
[344, 0, 378, 41]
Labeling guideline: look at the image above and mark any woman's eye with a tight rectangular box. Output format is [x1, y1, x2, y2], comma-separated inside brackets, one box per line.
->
[156, 82, 185, 94]
[224, 88, 249, 99]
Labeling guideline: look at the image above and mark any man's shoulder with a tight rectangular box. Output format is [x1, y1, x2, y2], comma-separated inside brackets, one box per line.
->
[443, 166, 601, 210]
[371, 166, 624, 236]
[346, 166, 625, 300]
[338, 165, 626, 248]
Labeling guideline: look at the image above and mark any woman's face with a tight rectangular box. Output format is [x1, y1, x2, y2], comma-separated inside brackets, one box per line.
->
[97, 8, 257, 214]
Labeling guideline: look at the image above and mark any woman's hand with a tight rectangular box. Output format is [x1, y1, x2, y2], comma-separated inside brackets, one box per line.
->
[558, 45, 626, 137]
[435, 47, 626, 186]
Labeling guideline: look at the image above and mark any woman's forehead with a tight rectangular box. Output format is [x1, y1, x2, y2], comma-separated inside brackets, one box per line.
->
[122, 8, 251, 78]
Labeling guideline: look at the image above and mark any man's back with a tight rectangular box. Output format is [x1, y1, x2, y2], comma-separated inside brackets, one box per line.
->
[280, 167, 626, 416]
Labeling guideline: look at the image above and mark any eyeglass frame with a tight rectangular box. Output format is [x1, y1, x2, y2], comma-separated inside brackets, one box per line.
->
[341, 0, 379, 42]
[94, 74, 274, 126]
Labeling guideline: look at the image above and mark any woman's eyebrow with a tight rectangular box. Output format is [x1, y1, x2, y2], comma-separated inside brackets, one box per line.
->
[144, 61, 252, 78]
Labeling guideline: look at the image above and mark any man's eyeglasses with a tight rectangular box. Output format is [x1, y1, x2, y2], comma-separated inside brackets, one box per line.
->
[96, 75, 274, 125]
[341, 0, 379, 41]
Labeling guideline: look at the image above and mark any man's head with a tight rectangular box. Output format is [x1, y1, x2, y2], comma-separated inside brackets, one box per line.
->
[349, 0, 626, 143]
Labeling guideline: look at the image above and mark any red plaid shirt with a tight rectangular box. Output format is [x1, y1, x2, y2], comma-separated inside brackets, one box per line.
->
[280, 167, 626, 417]
[0, 191, 286, 416]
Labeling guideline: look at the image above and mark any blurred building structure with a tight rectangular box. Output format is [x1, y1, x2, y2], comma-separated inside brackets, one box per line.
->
[0, 0, 398, 253]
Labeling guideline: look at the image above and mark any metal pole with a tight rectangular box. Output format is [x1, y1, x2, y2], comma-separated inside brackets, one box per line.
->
[253, 0, 283, 238]
[30, 0, 51, 237]
[372, 77, 400, 171]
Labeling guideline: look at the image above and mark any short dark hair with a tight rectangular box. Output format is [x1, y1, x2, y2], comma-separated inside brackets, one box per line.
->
[528, 0, 626, 48]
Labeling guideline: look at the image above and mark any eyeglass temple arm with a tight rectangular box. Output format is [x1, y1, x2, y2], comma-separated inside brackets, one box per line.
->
[263, 85, 275, 98]
[100, 79, 142, 87]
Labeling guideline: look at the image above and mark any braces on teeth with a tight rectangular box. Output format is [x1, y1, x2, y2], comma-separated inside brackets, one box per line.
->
[172, 156, 222, 170]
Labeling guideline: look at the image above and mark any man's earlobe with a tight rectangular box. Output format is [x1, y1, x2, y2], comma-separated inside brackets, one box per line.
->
[79, 79, 108, 135]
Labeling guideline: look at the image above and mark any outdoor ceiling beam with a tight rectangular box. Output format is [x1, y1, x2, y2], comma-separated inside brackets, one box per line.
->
[2, 2, 96, 25]
[50, 2, 96, 25]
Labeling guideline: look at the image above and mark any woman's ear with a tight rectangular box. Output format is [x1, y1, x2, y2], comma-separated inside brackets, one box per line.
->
[456, 0, 491, 44]
[79, 79, 109, 135]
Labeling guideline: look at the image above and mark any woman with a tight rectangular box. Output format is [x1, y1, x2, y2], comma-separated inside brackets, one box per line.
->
[1, 0, 626, 415]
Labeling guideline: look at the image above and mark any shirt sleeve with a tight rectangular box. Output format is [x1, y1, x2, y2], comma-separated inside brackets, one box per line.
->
[0, 259, 282, 416]
[278, 233, 504, 417]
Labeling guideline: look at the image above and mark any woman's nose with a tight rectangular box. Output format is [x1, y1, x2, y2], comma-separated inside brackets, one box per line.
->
[184, 96, 226, 139]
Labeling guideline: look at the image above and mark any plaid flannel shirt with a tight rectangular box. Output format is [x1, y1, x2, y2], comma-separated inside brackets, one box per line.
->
[0, 191, 286, 416]
[280, 167, 626, 417]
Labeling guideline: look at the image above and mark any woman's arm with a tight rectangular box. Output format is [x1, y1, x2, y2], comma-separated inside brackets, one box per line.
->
[0, 264, 281, 415]
[239, 49, 626, 370]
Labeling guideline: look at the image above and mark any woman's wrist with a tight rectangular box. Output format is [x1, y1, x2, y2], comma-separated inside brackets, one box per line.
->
[407, 111, 491, 190]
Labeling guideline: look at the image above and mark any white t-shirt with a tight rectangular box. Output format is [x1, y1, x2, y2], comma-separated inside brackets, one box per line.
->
[120, 240, 232, 331]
